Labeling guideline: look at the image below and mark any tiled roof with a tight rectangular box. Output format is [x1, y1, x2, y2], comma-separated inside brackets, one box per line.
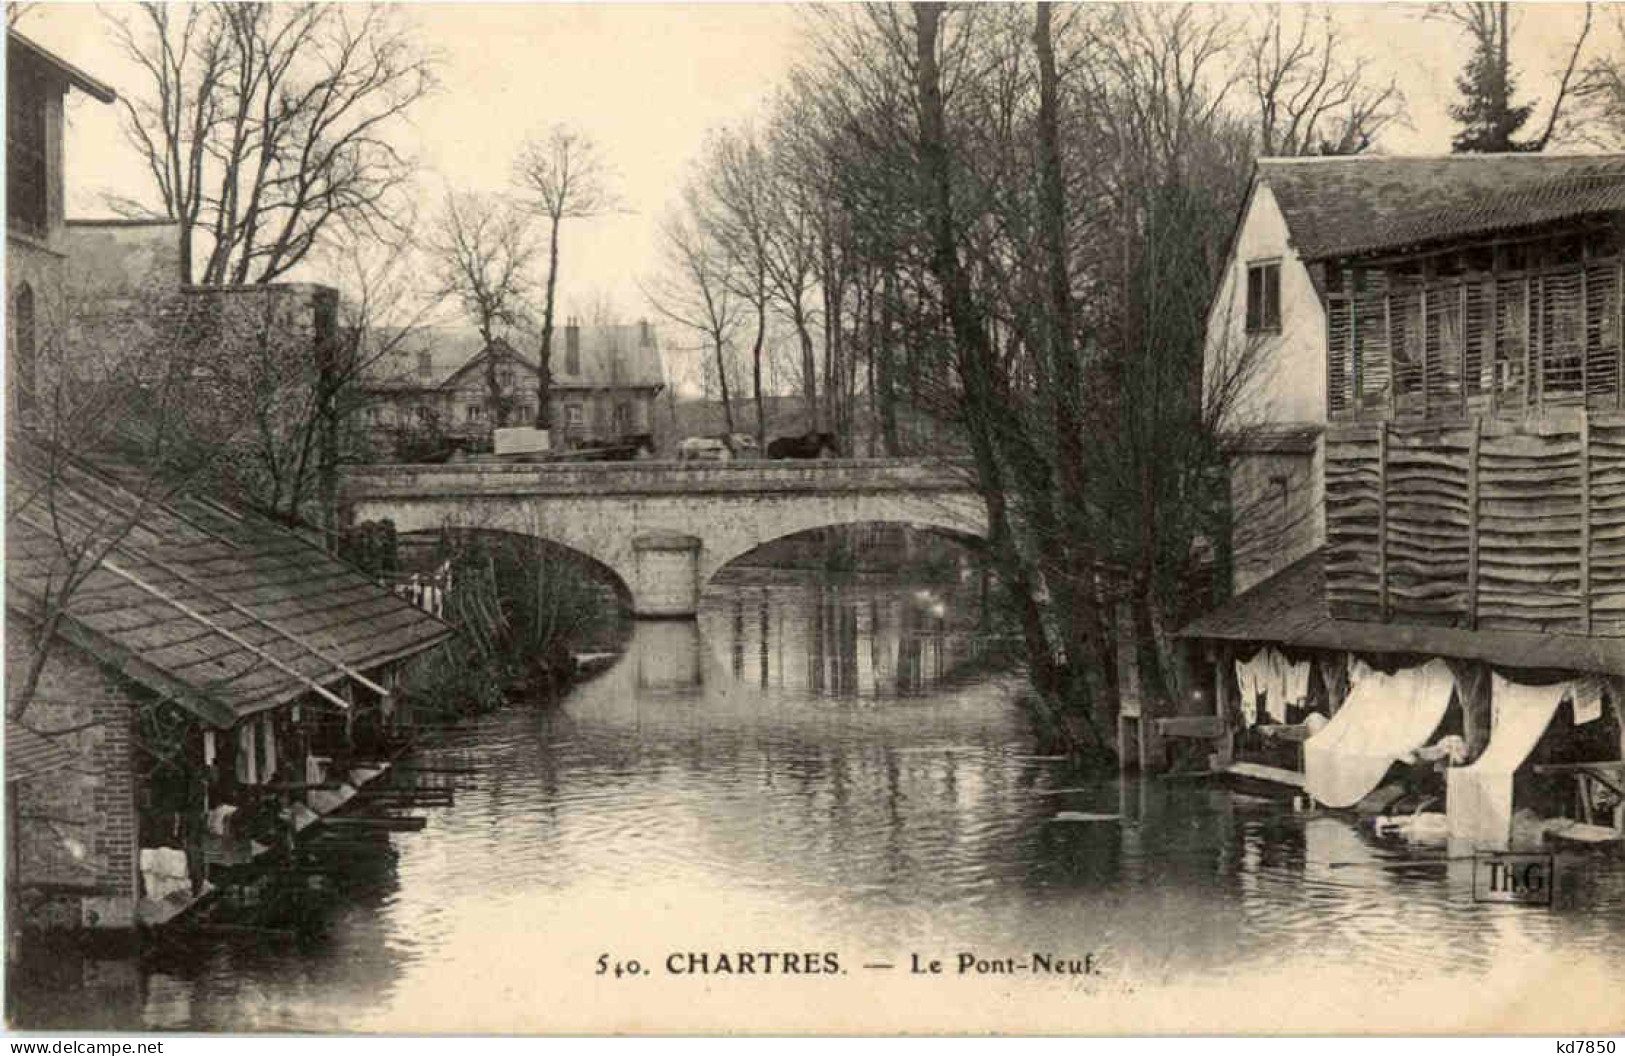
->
[1312, 171, 1625, 260]
[5, 722, 77, 784]
[1258, 153, 1625, 262]
[6, 438, 453, 729]
[366, 324, 665, 392]
[1232, 424, 1323, 455]
[1180, 549, 1625, 676]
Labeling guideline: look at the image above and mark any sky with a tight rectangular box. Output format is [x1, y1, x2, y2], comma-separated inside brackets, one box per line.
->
[17, 1, 1609, 340]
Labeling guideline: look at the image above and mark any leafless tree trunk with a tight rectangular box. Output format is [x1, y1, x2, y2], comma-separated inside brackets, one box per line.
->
[429, 191, 539, 430]
[513, 125, 623, 431]
[646, 200, 741, 439]
[106, 2, 436, 286]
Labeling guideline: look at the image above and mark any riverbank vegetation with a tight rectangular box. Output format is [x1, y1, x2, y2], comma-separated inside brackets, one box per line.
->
[345, 523, 628, 720]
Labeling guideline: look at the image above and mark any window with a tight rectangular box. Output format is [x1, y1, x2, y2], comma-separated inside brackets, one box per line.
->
[565, 403, 585, 430]
[417, 351, 433, 380]
[466, 403, 485, 423]
[1245, 262, 1281, 333]
[12, 283, 36, 413]
[614, 402, 631, 433]
[7, 77, 48, 237]
[415, 405, 432, 425]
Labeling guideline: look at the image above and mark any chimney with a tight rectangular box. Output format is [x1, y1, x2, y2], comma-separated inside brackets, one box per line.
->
[565, 318, 581, 375]
[639, 319, 654, 348]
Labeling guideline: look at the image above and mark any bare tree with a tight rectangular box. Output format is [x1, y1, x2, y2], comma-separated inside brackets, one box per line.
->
[1245, 7, 1406, 156]
[105, 2, 438, 285]
[1572, 6, 1625, 147]
[1430, 1, 1593, 152]
[645, 198, 742, 439]
[695, 125, 776, 449]
[512, 125, 623, 433]
[427, 190, 539, 429]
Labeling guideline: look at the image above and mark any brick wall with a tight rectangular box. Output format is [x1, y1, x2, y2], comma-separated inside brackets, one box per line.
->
[6, 623, 141, 930]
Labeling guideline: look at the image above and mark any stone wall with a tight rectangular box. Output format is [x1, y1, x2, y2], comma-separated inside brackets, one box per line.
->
[6, 623, 141, 930]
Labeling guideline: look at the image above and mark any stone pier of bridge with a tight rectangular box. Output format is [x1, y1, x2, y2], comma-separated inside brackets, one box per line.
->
[339, 458, 987, 617]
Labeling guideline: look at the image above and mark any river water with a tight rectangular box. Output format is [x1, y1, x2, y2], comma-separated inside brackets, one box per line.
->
[10, 571, 1625, 1033]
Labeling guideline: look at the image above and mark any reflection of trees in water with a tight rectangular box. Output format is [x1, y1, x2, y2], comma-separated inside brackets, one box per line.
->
[705, 579, 990, 698]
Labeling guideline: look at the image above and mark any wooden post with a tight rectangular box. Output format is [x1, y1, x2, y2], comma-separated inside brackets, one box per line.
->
[1321, 652, 1350, 717]
[1467, 416, 1481, 629]
[1460, 282, 1470, 418]
[1524, 275, 1534, 415]
[1420, 283, 1431, 414]
[1377, 423, 1390, 620]
[1581, 258, 1590, 402]
[1450, 659, 1492, 763]
[1351, 277, 1361, 407]
[1488, 261, 1500, 415]
[1212, 644, 1236, 770]
[1535, 273, 1545, 416]
[1581, 408, 1592, 635]
[1386, 287, 1397, 421]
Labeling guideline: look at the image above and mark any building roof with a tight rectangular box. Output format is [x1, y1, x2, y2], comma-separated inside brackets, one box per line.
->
[1256, 153, 1625, 263]
[5, 722, 77, 784]
[365, 324, 665, 393]
[1307, 169, 1625, 261]
[1180, 549, 1625, 677]
[1231, 424, 1323, 456]
[6, 437, 453, 729]
[8, 29, 117, 104]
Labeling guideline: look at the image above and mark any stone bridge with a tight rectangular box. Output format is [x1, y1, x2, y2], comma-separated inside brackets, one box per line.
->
[339, 458, 987, 616]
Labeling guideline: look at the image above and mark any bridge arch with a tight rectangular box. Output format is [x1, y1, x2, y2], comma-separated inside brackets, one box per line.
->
[702, 515, 987, 588]
[393, 525, 635, 609]
[340, 459, 987, 617]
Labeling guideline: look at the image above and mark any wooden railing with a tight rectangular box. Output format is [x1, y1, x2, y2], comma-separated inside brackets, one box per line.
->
[1324, 410, 1625, 637]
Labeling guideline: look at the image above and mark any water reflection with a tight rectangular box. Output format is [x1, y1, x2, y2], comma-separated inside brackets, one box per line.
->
[698, 575, 987, 698]
[9, 573, 1625, 1032]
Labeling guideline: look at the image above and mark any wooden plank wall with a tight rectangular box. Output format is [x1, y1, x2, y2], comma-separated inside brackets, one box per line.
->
[1325, 411, 1625, 636]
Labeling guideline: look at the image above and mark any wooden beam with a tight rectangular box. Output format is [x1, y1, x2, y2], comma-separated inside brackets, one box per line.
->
[1377, 423, 1389, 620]
[99, 559, 351, 712]
[1581, 262, 1590, 401]
[1467, 415, 1481, 630]
[1461, 282, 1470, 418]
[1420, 282, 1431, 414]
[1489, 251, 1502, 416]
[1351, 280, 1361, 405]
[120, 547, 390, 699]
[1581, 408, 1592, 636]
[1524, 275, 1534, 416]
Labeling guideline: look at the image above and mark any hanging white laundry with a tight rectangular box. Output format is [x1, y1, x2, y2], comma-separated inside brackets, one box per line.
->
[1570, 676, 1605, 726]
[1304, 658, 1455, 808]
[1447, 674, 1568, 848]
[236, 722, 258, 785]
[1283, 654, 1310, 708]
[1235, 654, 1269, 727]
[203, 730, 216, 767]
[260, 715, 278, 781]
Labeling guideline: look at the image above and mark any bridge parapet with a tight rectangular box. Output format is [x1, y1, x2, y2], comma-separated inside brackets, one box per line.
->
[338, 457, 986, 617]
[339, 457, 976, 500]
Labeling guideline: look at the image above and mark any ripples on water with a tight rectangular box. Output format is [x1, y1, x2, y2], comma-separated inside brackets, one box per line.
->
[10, 573, 1625, 1031]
